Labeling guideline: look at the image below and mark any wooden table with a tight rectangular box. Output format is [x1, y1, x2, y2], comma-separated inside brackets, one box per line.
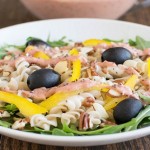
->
[0, 0, 150, 149]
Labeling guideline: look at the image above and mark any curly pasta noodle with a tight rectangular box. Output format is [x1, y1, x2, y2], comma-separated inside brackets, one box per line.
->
[12, 118, 28, 130]
[61, 109, 84, 125]
[30, 91, 108, 130]
[30, 114, 57, 131]
[0, 59, 41, 91]
[123, 58, 147, 75]
[95, 61, 141, 79]
[86, 103, 108, 129]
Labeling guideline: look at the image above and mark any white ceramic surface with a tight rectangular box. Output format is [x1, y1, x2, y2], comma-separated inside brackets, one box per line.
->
[0, 19, 150, 146]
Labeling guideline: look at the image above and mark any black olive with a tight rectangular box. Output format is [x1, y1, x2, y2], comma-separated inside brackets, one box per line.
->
[101, 47, 132, 64]
[26, 39, 50, 50]
[27, 69, 61, 90]
[113, 98, 143, 124]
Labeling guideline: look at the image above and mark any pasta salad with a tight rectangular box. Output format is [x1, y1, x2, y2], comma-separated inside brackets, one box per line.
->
[0, 36, 150, 136]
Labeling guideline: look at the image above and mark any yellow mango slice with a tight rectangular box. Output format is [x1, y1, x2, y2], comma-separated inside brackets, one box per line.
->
[40, 84, 108, 111]
[104, 96, 127, 111]
[125, 75, 138, 90]
[147, 58, 150, 78]
[69, 48, 79, 55]
[0, 91, 47, 117]
[101, 88, 109, 93]
[25, 46, 35, 53]
[69, 59, 81, 82]
[39, 91, 79, 111]
[83, 39, 110, 46]
[34, 51, 50, 60]
[69, 48, 81, 82]
[104, 75, 138, 110]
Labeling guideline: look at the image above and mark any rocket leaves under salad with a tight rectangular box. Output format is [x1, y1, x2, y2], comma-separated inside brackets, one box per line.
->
[128, 36, 150, 49]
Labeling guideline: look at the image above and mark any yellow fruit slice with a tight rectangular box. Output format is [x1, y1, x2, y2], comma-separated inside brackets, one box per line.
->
[0, 91, 47, 117]
[83, 39, 110, 46]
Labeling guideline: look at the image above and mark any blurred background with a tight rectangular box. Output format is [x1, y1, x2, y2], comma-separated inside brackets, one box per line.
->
[0, 0, 149, 29]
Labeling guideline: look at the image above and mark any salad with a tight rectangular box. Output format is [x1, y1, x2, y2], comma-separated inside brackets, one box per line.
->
[0, 36, 150, 136]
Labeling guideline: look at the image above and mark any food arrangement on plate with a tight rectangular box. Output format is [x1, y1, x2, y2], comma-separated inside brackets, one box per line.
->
[0, 35, 150, 136]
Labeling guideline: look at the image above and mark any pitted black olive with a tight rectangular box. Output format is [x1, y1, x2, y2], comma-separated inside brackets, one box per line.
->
[26, 39, 50, 50]
[113, 98, 143, 124]
[27, 69, 61, 90]
[101, 47, 132, 64]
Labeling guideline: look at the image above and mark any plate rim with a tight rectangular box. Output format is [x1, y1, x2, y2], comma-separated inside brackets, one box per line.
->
[0, 18, 150, 31]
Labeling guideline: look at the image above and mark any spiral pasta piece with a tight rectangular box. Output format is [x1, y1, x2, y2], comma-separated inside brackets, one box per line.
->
[30, 114, 57, 130]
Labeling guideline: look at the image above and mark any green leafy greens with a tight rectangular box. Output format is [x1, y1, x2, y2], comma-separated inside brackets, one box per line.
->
[0, 44, 25, 59]
[0, 36, 69, 59]
[139, 93, 150, 103]
[125, 105, 150, 131]
[26, 36, 68, 48]
[62, 119, 136, 136]
[129, 36, 150, 50]
[24, 126, 52, 134]
[52, 128, 74, 136]
[138, 117, 150, 128]
[0, 120, 12, 128]
[47, 36, 68, 47]
[0, 104, 18, 115]
[103, 38, 123, 43]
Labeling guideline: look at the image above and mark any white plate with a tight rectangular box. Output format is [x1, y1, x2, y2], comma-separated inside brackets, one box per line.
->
[0, 19, 150, 146]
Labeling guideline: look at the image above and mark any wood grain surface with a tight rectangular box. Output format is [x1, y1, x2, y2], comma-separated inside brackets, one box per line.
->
[0, 0, 150, 149]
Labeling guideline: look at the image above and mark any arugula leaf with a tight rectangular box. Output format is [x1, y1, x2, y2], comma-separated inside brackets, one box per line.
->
[63, 119, 136, 136]
[33, 127, 52, 134]
[47, 36, 68, 48]
[0, 37, 39, 59]
[0, 44, 25, 59]
[103, 38, 123, 43]
[63, 122, 112, 135]
[26, 37, 41, 42]
[128, 39, 136, 47]
[26, 36, 68, 48]
[52, 128, 74, 136]
[0, 104, 18, 115]
[136, 36, 150, 49]
[103, 119, 136, 134]
[139, 93, 150, 103]
[128, 36, 150, 50]
[4, 104, 18, 112]
[8, 44, 26, 51]
[125, 105, 150, 131]
[0, 46, 9, 59]
[138, 117, 150, 128]
[25, 126, 52, 134]
[0, 120, 12, 128]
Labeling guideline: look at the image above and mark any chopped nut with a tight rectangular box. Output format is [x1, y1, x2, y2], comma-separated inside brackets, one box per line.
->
[79, 112, 89, 131]
[108, 89, 121, 97]
[0, 68, 3, 73]
[4, 55, 12, 60]
[87, 69, 92, 78]
[3, 71, 11, 77]
[100, 120, 116, 127]
[82, 97, 95, 107]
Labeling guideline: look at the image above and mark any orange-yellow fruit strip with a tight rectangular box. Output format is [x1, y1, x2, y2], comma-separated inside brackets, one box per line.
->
[0, 91, 47, 117]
